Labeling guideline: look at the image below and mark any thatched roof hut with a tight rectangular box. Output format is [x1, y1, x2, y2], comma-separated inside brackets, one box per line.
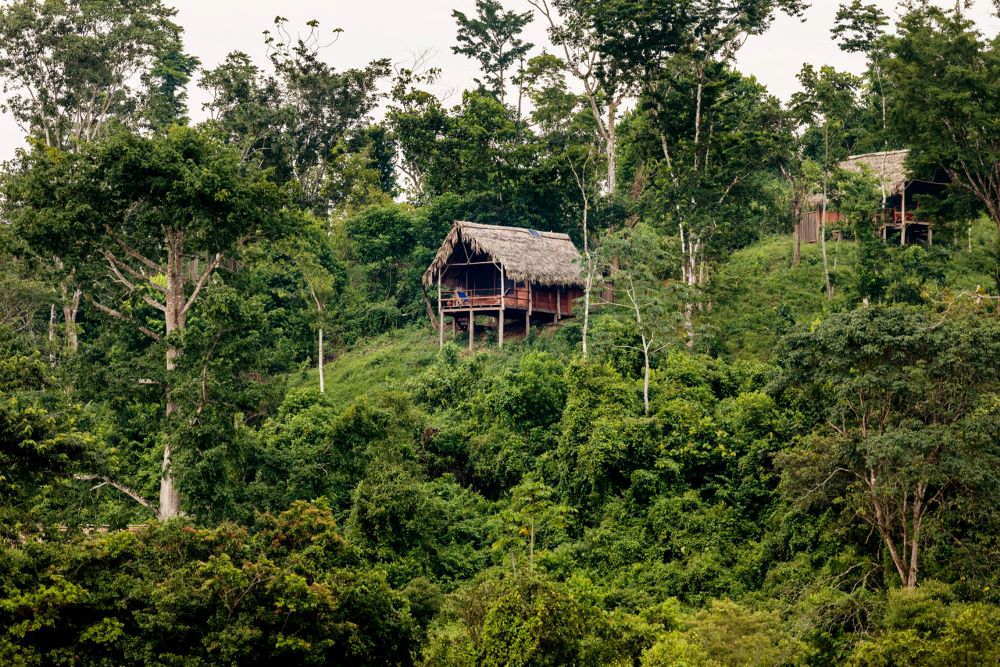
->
[422, 221, 584, 287]
[838, 149, 911, 194]
[797, 149, 947, 246]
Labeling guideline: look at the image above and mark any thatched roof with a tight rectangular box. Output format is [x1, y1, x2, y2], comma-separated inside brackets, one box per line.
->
[838, 149, 910, 194]
[423, 221, 584, 287]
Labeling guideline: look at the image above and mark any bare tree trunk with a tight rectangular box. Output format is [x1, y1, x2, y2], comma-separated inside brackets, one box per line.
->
[318, 328, 325, 394]
[62, 287, 81, 354]
[159, 230, 184, 521]
[906, 482, 927, 589]
[606, 102, 619, 193]
[641, 336, 651, 416]
[571, 158, 593, 356]
[422, 285, 438, 331]
[679, 222, 698, 347]
[48, 304, 58, 367]
[308, 284, 326, 394]
[782, 166, 803, 268]
[821, 126, 833, 299]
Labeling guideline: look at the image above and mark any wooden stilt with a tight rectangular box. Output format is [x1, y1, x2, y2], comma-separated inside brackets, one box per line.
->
[527, 282, 532, 336]
[437, 272, 444, 349]
[499, 264, 505, 349]
[900, 183, 908, 246]
[469, 307, 474, 352]
[556, 289, 561, 322]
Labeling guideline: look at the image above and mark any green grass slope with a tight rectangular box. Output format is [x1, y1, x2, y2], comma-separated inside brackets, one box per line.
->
[290, 327, 442, 406]
[706, 220, 998, 361]
[705, 236, 858, 360]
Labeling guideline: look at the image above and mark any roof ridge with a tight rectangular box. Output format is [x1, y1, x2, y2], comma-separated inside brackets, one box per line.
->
[844, 149, 909, 160]
[455, 220, 571, 239]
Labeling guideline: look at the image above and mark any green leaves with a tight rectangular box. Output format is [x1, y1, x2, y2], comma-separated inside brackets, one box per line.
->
[0, 0, 185, 149]
[885, 4, 1000, 232]
[452, 0, 534, 103]
[777, 304, 1000, 588]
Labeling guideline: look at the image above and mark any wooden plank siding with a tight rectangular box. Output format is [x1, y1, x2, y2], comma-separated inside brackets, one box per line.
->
[796, 210, 843, 244]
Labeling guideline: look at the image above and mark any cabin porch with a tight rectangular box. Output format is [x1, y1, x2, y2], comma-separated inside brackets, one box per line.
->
[424, 220, 587, 351]
[878, 209, 933, 246]
[438, 281, 580, 351]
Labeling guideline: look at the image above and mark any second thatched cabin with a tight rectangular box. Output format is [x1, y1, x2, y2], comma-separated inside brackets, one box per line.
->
[796, 149, 948, 246]
[423, 221, 585, 350]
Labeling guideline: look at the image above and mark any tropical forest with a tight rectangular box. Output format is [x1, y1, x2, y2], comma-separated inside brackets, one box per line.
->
[3, 0, 1000, 664]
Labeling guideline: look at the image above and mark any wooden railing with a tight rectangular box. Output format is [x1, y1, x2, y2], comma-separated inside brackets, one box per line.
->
[876, 208, 929, 225]
[441, 288, 506, 310]
[440, 286, 575, 314]
[893, 210, 927, 224]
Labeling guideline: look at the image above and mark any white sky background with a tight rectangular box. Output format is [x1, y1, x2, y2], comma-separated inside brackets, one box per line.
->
[0, 0, 998, 159]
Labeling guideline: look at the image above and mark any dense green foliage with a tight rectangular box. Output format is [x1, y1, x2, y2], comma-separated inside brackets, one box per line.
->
[2, 0, 1000, 665]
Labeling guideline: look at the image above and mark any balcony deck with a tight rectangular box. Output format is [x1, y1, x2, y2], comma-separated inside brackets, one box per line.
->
[440, 287, 571, 315]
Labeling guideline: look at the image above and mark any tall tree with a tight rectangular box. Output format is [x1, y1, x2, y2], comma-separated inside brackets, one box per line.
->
[493, 473, 572, 571]
[141, 43, 200, 131]
[582, 0, 805, 341]
[201, 17, 390, 214]
[790, 64, 861, 299]
[527, 0, 633, 193]
[386, 55, 447, 201]
[5, 127, 288, 519]
[452, 0, 534, 105]
[0, 0, 186, 149]
[778, 305, 1000, 589]
[0, 0, 191, 356]
[833, 0, 891, 207]
[885, 3, 1000, 236]
[520, 53, 602, 356]
[597, 223, 679, 414]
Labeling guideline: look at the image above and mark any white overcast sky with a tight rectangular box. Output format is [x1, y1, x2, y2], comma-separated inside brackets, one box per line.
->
[0, 0, 998, 159]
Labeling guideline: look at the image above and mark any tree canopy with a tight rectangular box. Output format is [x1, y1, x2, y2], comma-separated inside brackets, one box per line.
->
[2, 1, 1000, 665]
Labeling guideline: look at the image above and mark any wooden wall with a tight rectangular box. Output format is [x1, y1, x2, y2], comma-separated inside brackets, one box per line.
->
[797, 210, 843, 243]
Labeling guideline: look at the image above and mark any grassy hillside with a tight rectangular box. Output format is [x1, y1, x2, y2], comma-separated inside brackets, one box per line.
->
[290, 327, 443, 406]
[295, 223, 998, 379]
[289, 323, 576, 407]
[705, 236, 858, 360]
[705, 220, 999, 360]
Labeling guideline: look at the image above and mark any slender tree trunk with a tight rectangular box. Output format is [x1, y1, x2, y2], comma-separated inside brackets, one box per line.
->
[573, 162, 593, 357]
[159, 230, 184, 520]
[318, 328, 325, 394]
[308, 285, 326, 394]
[782, 167, 802, 268]
[821, 125, 833, 299]
[641, 336, 651, 416]
[606, 102, 619, 193]
[48, 304, 58, 367]
[679, 222, 698, 347]
[906, 482, 927, 589]
[62, 287, 81, 354]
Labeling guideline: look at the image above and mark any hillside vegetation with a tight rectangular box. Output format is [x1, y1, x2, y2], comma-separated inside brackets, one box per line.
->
[4, 0, 1000, 665]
